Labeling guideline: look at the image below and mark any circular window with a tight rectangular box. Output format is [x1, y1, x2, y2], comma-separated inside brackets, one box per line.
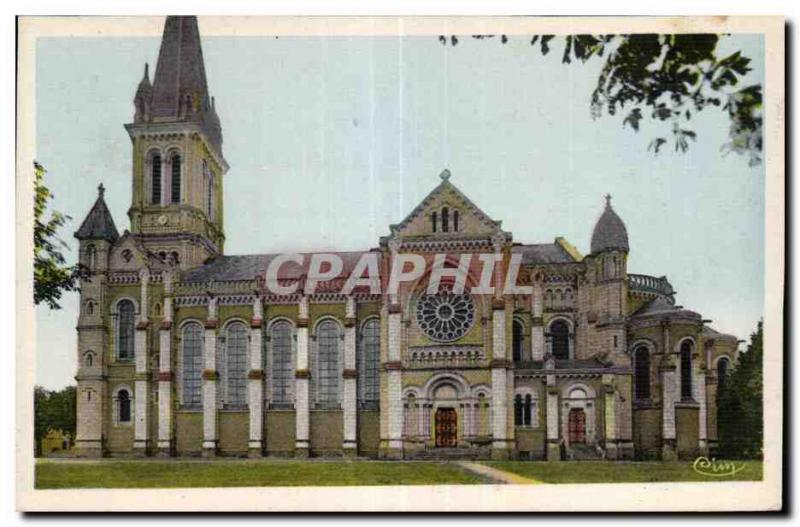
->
[415, 291, 475, 342]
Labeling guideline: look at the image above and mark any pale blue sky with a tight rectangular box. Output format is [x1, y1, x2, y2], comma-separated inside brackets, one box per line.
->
[35, 30, 764, 389]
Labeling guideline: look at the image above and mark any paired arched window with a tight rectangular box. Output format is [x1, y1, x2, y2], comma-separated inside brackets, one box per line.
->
[269, 321, 294, 407]
[151, 153, 162, 204]
[512, 320, 524, 362]
[550, 320, 570, 360]
[717, 357, 731, 391]
[116, 300, 135, 361]
[442, 207, 450, 232]
[170, 153, 181, 204]
[314, 320, 342, 408]
[224, 322, 248, 408]
[680, 340, 693, 399]
[181, 322, 203, 407]
[633, 345, 651, 400]
[358, 318, 380, 408]
[514, 393, 535, 427]
[117, 389, 131, 423]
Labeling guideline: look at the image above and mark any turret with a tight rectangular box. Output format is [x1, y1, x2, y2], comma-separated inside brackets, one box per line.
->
[134, 63, 152, 123]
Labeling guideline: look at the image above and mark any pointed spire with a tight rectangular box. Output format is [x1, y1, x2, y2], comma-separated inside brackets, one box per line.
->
[75, 184, 119, 243]
[591, 194, 628, 254]
[151, 16, 209, 119]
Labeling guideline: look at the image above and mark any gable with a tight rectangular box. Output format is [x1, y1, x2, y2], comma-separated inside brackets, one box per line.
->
[389, 176, 504, 240]
[108, 235, 150, 272]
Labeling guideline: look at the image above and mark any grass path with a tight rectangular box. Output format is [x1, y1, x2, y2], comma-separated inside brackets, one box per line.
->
[458, 461, 540, 484]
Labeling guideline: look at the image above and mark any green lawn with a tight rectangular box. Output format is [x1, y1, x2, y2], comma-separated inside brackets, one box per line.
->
[485, 460, 763, 483]
[35, 459, 490, 489]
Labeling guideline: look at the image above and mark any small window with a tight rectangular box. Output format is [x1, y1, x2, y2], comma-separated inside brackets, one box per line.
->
[85, 300, 95, 316]
[86, 244, 97, 270]
[431, 212, 437, 233]
[121, 249, 133, 263]
[453, 210, 459, 232]
[84, 351, 95, 368]
[442, 207, 449, 232]
[118, 390, 131, 423]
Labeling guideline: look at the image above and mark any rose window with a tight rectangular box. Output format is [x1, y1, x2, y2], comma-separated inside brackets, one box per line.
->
[415, 291, 475, 342]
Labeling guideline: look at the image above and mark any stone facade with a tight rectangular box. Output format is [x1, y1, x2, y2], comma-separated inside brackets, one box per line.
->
[73, 16, 740, 461]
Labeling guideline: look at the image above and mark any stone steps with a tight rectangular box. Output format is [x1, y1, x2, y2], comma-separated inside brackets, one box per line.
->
[408, 447, 491, 461]
[566, 443, 605, 461]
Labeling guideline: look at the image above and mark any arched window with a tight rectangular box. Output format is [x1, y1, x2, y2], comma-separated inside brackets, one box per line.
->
[151, 154, 162, 204]
[225, 322, 248, 408]
[512, 320, 524, 362]
[181, 322, 203, 407]
[633, 345, 651, 400]
[118, 389, 131, 423]
[86, 244, 96, 270]
[453, 210, 459, 232]
[442, 206, 449, 232]
[116, 300, 135, 361]
[170, 153, 181, 204]
[514, 394, 523, 426]
[550, 320, 570, 360]
[270, 321, 294, 407]
[358, 318, 380, 408]
[314, 320, 341, 408]
[404, 394, 418, 437]
[84, 351, 94, 368]
[717, 357, 731, 391]
[85, 300, 95, 316]
[431, 211, 437, 233]
[524, 393, 533, 426]
[680, 340, 693, 399]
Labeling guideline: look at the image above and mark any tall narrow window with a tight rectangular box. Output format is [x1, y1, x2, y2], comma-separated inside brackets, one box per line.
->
[315, 320, 341, 407]
[225, 322, 248, 407]
[550, 320, 570, 360]
[633, 345, 651, 400]
[151, 154, 162, 204]
[512, 320, 524, 362]
[431, 212, 437, 233]
[453, 210, 459, 232]
[204, 161, 214, 220]
[717, 357, 731, 391]
[118, 390, 131, 423]
[86, 244, 96, 270]
[514, 394, 523, 425]
[358, 319, 380, 408]
[181, 322, 203, 407]
[680, 340, 693, 399]
[170, 154, 181, 204]
[270, 322, 294, 407]
[116, 300, 135, 361]
[524, 394, 533, 425]
[442, 207, 449, 232]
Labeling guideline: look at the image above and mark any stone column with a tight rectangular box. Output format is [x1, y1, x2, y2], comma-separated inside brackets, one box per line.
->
[385, 303, 403, 458]
[202, 295, 219, 457]
[295, 296, 310, 457]
[660, 322, 677, 460]
[342, 297, 358, 456]
[602, 374, 618, 460]
[248, 294, 264, 457]
[545, 374, 560, 461]
[696, 366, 708, 454]
[531, 282, 545, 361]
[133, 268, 150, 455]
[490, 293, 511, 459]
[157, 271, 174, 456]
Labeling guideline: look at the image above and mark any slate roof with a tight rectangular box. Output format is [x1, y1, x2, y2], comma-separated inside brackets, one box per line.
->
[702, 326, 738, 340]
[181, 251, 378, 283]
[590, 196, 629, 254]
[631, 296, 701, 320]
[513, 243, 576, 264]
[74, 184, 119, 243]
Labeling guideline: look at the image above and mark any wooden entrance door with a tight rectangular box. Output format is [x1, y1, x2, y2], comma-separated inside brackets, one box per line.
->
[435, 408, 457, 447]
[568, 408, 586, 444]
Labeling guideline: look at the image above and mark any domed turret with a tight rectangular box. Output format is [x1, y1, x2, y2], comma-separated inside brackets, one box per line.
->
[590, 194, 629, 254]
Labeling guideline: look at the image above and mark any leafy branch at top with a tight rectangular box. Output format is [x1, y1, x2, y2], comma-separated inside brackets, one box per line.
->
[438, 33, 763, 166]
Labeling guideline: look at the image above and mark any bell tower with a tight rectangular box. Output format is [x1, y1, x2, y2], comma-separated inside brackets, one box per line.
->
[124, 15, 228, 269]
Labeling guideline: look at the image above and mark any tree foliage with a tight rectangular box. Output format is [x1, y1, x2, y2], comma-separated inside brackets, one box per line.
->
[439, 34, 763, 165]
[34, 161, 88, 309]
[717, 320, 763, 459]
[34, 385, 77, 457]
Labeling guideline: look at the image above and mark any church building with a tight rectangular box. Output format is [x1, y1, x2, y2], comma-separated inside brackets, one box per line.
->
[73, 16, 739, 461]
